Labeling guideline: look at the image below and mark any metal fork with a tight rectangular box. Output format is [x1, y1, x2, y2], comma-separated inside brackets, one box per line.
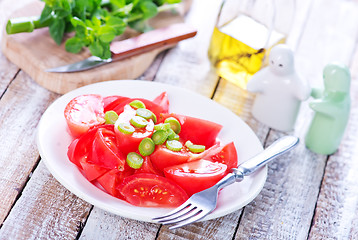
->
[152, 135, 299, 229]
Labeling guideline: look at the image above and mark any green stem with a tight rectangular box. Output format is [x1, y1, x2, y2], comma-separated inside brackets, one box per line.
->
[6, 16, 51, 34]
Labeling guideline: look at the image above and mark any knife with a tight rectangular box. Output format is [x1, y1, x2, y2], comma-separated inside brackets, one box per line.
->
[46, 23, 197, 73]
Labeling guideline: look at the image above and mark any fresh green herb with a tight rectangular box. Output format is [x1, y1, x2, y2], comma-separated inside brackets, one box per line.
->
[6, 0, 181, 59]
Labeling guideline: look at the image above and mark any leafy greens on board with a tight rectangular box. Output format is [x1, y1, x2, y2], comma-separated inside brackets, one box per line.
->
[7, 0, 181, 59]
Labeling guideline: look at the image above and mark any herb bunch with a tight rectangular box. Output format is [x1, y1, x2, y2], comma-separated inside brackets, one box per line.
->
[7, 0, 181, 59]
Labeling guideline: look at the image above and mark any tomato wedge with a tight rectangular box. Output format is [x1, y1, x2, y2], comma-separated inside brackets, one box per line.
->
[153, 92, 169, 113]
[164, 160, 227, 196]
[159, 113, 223, 148]
[205, 142, 238, 171]
[103, 95, 130, 112]
[96, 166, 134, 198]
[150, 144, 191, 172]
[67, 125, 113, 169]
[80, 158, 109, 181]
[118, 173, 188, 207]
[92, 126, 126, 170]
[64, 94, 105, 137]
[134, 156, 163, 176]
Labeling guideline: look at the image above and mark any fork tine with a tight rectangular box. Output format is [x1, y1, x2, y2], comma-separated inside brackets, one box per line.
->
[159, 207, 200, 225]
[156, 204, 197, 223]
[168, 209, 210, 230]
[152, 201, 191, 221]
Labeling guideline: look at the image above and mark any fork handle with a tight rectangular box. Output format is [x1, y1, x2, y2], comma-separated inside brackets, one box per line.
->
[234, 135, 299, 179]
[213, 136, 299, 191]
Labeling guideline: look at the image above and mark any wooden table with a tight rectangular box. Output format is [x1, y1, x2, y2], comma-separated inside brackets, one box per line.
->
[1, 0, 358, 239]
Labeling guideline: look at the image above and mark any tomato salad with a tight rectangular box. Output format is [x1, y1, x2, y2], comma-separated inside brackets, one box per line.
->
[65, 92, 238, 208]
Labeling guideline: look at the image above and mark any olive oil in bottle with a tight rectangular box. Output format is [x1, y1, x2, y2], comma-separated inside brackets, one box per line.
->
[208, 14, 286, 89]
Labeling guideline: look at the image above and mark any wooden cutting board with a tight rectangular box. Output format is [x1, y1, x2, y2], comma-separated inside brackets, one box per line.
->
[1, 1, 191, 94]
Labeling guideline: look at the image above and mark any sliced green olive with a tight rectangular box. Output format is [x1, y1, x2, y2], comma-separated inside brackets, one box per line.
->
[118, 122, 135, 134]
[136, 108, 157, 123]
[166, 140, 182, 152]
[138, 138, 155, 156]
[126, 152, 143, 169]
[164, 117, 181, 134]
[104, 110, 119, 124]
[130, 116, 148, 128]
[152, 130, 169, 145]
[129, 100, 146, 109]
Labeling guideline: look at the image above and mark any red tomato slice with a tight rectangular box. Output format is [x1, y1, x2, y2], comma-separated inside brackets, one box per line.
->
[164, 160, 227, 196]
[118, 173, 188, 207]
[159, 113, 223, 148]
[150, 145, 191, 172]
[103, 95, 130, 112]
[67, 125, 113, 169]
[96, 166, 134, 198]
[134, 156, 163, 176]
[80, 158, 109, 181]
[205, 142, 238, 171]
[153, 92, 169, 113]
[64, 94, 105, 137]
[114, 105, 154, 154]
[91, 126, 126, 170]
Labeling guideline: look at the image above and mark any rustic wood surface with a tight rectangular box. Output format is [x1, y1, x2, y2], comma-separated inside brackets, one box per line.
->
[1, 0, 358, 239]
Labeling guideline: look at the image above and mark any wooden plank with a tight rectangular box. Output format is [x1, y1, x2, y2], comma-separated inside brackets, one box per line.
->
[0, 0, 31, 94]
[139, 52, 167, 81]
[213, 80, 270, 143]
[153, 0, 223, 98]
[79, 208, 159, 240]
[0, 55, 19, 95]
[157, 212, 241, 240]
[0, 71, 59, 225]
[0, 162, 92, 239]
[307, 42, 358, 240]
[151, 0, 248, 238]
[231, 0, 358, 239]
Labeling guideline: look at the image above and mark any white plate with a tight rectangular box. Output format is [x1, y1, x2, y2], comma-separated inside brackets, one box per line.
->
[37, 80, 266, 222]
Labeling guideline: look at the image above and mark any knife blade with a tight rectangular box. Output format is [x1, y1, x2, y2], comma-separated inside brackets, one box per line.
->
[46, 23, 197, 73]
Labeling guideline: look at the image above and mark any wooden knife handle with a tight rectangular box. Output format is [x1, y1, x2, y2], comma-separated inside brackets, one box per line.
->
[109, 23, 197, 61]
